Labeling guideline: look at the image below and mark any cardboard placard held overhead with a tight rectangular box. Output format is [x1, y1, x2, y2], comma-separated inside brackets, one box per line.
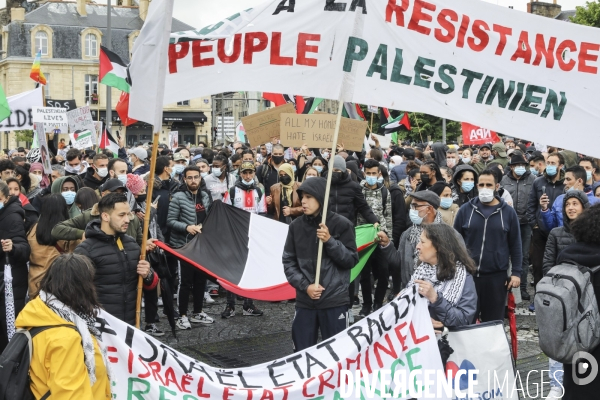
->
[241, 103, 296, 147]
[280, 113, 368, 152]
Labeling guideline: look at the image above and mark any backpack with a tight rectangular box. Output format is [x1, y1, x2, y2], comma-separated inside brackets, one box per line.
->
[361, 185, 389, 216]
[0, 324, 77, 400]
[535, 262, 600, 363]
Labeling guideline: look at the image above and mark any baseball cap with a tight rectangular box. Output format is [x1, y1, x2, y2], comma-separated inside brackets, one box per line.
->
[173, 152, 187, 161]
[128, 147, 148, 161]
[480, 143, 493, 150]
[410, 190, 441, 209]
[240, 161, 255, 172]
[101, 179, 128, 193]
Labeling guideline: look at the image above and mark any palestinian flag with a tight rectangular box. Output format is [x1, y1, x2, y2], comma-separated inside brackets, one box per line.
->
[99, 46, 130, 93]
[342, 102, 366, 121]
[99, 126, 120, 156]
[116, 91, 138, 126]
[378, 112, 411, 136]
[30, 51, 46, 85]
[155, 201, 379, 301]
[302, 97, 324, 114]
[380, 107, 392, 123]
[262, 92, 305, 113]
[351, 224, 379, 281]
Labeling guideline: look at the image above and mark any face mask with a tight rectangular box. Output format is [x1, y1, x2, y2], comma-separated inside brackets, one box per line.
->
[242, 179, 253, 187]
[331, 172, 343, 184]
[201, 172, 209, 178]
[461, 181, 475, 192]
[62, 191, 76, 205]
[409, 209, 424, 225]
[446, 159, 456, 168]
[546, 165, 557, 176]
[272, 155, 284, 164]
[117, 174, 127, 185]
[173, 164, 185, 174]
[365, 176, 377, 186]
[136, 194, 147, 203]
[65, 164, 80, 174]
[530, 168, 538, 176]
[514, 166, 526, 176]
[420, 174, 431, 185]
[377, 177, 384, 184]
[280, 175, 292, 185]
[440, 198, 453, 209]
[567, 186, 577, 192]
[292, 166, 297, 173]
[231, 170, 239, 177]
[314, 166, 323, 173]
[479, 188, 495, 203]
[96, 167, 108, 178]
[170, 168, 176, 178]
[0, 202, 4, 210]
[462, 157, 471, 164]
[322, 152, 330, 160]
[212, 167, 223, 178]
[389, 163, 396, 169]
[306, 176, 316, 179]
[587, 171, 593, 181]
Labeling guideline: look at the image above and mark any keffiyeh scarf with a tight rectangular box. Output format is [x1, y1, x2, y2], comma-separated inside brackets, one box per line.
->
[409, 261, 468, 306]
[39, 291, 113, 386]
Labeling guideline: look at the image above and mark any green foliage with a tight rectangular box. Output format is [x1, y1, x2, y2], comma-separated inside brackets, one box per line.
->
[14, 129, 33, 144]
[570, 1, 600, 27]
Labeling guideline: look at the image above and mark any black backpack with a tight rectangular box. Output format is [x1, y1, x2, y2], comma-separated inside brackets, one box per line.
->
[0, 325, 77, 400]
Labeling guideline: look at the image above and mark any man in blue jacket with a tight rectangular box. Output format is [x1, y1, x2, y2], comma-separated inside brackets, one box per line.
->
[453, 170, 523, 323]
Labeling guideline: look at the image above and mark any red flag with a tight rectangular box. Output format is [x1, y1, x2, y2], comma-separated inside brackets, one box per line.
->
[116, 92, 138, 126]
[262, 92, 304, 113]
[461, 122, 500, 145]
[507, 292, 518, 359]
[400, 113, 411, 131]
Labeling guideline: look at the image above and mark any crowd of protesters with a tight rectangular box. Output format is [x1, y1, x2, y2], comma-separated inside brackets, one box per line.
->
[1, 133, 599, 398]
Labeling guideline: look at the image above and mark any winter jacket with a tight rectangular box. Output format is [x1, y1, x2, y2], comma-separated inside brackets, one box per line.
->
[283, 178, 359, 309]
[74, 220, 157, 325]
[500, 170, 536, 224]
[257, 160, 282, 196]
[453, 196, 523, 277]
[50, 176, 81, 219]
[452, 165, 478, 208]
[390, 160, 409, 183]
[82, 167, 107, 190]
[27, 224, 79, 297]
[328, 173, 378, 226]
[543, 227, 576, 276]
[52, 203, 143, 245]
[268, 182, 303, 222]
[18, 193, 39, 233]
[357, 181, 393, 236]
[526, 170, 565, 233]
[0, 196, 30, 332]
[15, 297, 111, 400]
[167, 185, 213, 248]
[472, 159, 495, 175]
[428, 273, 477, 327]
[203, 172, 237, 202]
[152, 176, 180, 237]
[132, 163, 150, 176]
[541, 188, 600, 231]
[389, 184, 408, 247]
[439, 203, 460, 226]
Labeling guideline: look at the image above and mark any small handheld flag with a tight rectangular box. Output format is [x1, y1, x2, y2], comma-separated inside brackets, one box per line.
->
[30, 51, 46, 85]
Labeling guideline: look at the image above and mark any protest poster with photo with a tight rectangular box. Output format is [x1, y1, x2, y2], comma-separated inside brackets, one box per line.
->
[35, 123, 52, 174]
[169, 130, 178, 149]
[67, 106, 97, 144]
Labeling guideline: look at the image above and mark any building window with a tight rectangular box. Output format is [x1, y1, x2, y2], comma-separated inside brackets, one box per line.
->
[85, 33, 98, 58]
[44, 73, 50, 97]
[35, 31, 48, 55]
[177, 100, 190, 106]
[85, 74, 98, 104]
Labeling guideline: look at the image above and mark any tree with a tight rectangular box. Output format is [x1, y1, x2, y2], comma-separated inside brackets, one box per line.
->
[14, 129, 33, 144]
[570, 1, 600, 27]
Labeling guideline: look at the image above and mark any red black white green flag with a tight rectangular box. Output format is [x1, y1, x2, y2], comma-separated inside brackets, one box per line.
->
[99, 46, 130, 93]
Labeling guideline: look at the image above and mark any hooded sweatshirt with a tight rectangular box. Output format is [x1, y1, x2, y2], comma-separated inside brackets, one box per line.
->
[283, 177, 359, 309]
[82, 166, 108, 190]
[453, 196, 523, 277]
[431, 142, 447, 168]
[51, 176, 81, 218]
[541, 186, 600, 231]
[452, 164, 478, 207]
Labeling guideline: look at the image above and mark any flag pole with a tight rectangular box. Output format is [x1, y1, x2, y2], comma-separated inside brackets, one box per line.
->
[314, 100, 344, 287]
[136, 133, 159, 328]
[370, 111, 374, 134]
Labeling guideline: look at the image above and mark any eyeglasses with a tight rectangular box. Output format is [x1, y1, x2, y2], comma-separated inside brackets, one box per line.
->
[185, 176, 201, 181]
[410, 204, 429, 210]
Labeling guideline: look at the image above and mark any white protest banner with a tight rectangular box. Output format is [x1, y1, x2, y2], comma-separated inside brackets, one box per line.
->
[33, 106, 68, 131]
[67, 106, 97, 144]
[98, 286, 456, 399]
[35, 123, 52, 174]
[162, 0, 600, 156]
[0, 87, 43, 132]
[169, 131, 178, 149]
[69, 129, 94, 150]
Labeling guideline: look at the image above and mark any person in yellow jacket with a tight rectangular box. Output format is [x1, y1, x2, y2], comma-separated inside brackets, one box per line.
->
[15, 253, 111, 400]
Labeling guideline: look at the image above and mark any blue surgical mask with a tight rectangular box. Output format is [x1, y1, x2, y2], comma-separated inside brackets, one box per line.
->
[567, 186, 577, 192]
[292, 166, 297, 173]
[0, 202, 4, 210]
[117, 174, 127, 186]
[62, 191, 76, 205]
[462, 157, 471, 164]
[242, 179, 253, 187]
[409, 209, 424, 225]
[440, 198, 453, 209]
[546, 165, 557, 176]
[365, 176, 377, 186]
[201, 172, 209, 178]
[461, 181, 475, 192]
[212, 167, 223, 178]
[173, 164, 185, 175]
[587, 171, 593, 181]
[170, 168, 176, 178]
[314, 166, 323, 173]
[514, 166, 526, 176]
[530, 168, 539, 176]
[377, 177, 384, 184]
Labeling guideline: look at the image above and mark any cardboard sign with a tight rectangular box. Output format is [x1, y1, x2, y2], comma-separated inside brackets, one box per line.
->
[69, 129, 94, 150]
[280, 113, 368, 151]
[67, 106, 97, 144]
[241, 103, 295, 147]
[32, 106, 68, 131]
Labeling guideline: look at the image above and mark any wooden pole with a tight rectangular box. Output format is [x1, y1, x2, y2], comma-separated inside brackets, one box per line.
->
[135, 132, 160, 328]
[314, 100, 345, 287]
[369, 111, 374, 134]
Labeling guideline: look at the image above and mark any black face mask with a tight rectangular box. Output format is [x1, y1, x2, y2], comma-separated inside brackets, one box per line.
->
[280, 175, 292, 185]
[136, 194, 147, 203]
[420, 174, 431, 185]
[331, 171, 347, 184]
[272, 155, 284, 164]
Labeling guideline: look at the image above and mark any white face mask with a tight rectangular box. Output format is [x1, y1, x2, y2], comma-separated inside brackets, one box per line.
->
[65, 164, 80, 174]
[478, 188, 495, 203]
[96, 167, 108, 178]
[117, 174, 128, 185]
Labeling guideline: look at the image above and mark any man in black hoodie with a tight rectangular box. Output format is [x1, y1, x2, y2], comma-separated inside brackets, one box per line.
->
[283, 177, 359, 351]
[83, 153, 109, 190]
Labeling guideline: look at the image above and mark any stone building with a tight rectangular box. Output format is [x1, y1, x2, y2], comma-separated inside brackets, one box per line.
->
[0, 0, 211, 149]
[527, 0, 575, 22]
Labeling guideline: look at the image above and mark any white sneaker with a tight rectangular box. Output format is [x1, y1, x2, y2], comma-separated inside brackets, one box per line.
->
[204, 292, 215, 304]
[157, 297, 163, 306]
[176, 316, 191, 330]
[189, 311, 215, 324]
[547, 386, 563, 399]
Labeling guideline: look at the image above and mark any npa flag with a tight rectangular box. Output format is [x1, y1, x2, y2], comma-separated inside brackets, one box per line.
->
[156, 201, 378, 301]
[461, 122, 501, 145]
[115, 92, 138, 126]
[262, 92, 304, 113]
[30, 51, 46, 85]
[99, 46, 130, 93]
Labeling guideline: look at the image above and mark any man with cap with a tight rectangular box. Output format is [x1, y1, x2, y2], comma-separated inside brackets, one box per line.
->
[283, 176, 358, 351]
[129, 147, 150, 176]
[378, 190, 463, 289]
[454, 170, 522, 323]
[472, 143, 494, 174]
[491, 142, 509, 169]
[501, 154, 536, 300]
[172, 152, 188, 182]
[51, 178, 143, 245]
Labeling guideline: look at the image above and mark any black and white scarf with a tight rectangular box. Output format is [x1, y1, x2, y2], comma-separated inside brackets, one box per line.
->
[409, 261, 468, 306]
[39, 291, 113, 386]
